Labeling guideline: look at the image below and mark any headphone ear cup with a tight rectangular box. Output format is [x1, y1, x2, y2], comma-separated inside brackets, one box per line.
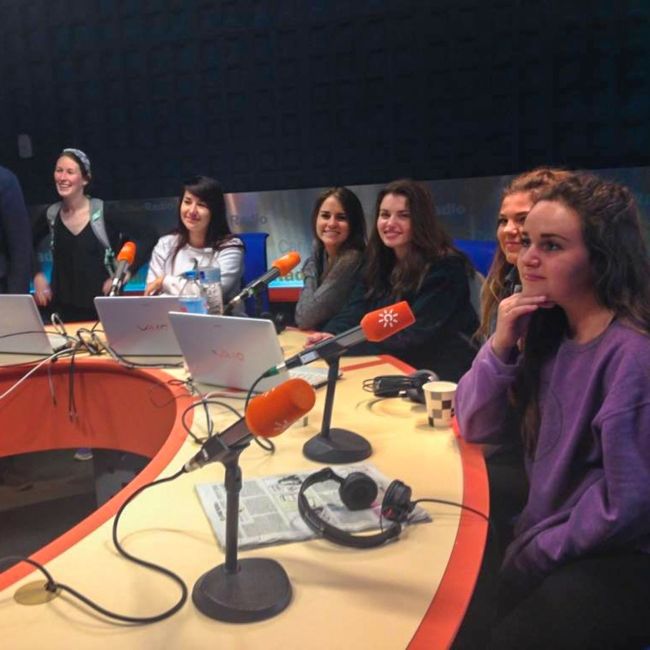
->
[339, 472, 379, 511]
[382, 479, 414, 523]
[405, 369, 438, 403]
[369, 375, 404, 398]
[298, 468, 404, 549]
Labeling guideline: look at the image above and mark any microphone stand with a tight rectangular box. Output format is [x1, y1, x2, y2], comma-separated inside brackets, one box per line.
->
[192, 442, 292, 622]
[223, 288, 261, 316]
[302, 355, 372, 464]
[253, 292, 264, 318]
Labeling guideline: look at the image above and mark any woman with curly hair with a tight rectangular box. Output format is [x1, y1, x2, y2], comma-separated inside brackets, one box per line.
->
[455, 172, 650, 649]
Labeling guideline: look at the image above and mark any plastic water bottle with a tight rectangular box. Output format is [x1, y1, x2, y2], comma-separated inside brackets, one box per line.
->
[178, 270, 208, 314]
[199, 265, 223, 315]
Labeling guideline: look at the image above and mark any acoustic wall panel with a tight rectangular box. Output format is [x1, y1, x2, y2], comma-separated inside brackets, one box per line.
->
[0, 0, 648, 204]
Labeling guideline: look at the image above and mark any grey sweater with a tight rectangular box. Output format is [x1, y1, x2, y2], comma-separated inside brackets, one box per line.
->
[295, 248, 363, 330]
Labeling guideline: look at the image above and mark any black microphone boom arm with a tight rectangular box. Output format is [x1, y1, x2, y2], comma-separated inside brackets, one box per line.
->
[278, 326, 365, 372]
[184, 417, 252, 472]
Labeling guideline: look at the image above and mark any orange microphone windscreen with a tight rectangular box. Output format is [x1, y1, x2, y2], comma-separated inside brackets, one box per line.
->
[271, 251, 301, 277]
[245, 377, 316, 438]
[117, 241, 137, 264]
[359, 301, 415, 342]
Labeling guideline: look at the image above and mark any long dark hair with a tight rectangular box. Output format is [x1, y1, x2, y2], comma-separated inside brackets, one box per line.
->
[477, 167, 571, 340]
[311, 187, 366, 277]
[363, 179, 469, 299]
[513, 172, 650, 456]
[172, 175, 241, 263]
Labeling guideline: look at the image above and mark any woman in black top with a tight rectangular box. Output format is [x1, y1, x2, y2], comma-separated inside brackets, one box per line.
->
[32, 148, 147, 322]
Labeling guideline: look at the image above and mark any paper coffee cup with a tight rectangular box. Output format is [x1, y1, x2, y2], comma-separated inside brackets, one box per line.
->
[423, 381, 457, 429]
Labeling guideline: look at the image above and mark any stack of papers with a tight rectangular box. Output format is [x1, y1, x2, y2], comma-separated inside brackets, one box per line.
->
[195, 462, 431, 550]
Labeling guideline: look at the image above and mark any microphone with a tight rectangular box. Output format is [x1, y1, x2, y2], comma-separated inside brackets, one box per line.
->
[266, 301, 416, 376]
[109, 241, 137, 296]
[224, 251, 301, 313]
[183, 378, 315, 472]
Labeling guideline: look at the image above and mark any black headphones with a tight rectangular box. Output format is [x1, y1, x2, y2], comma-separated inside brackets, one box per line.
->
[363, 369, 438, 404]
[297, 467, 415, 549]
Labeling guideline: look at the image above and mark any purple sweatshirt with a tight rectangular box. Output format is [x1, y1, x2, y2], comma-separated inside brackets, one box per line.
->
[456, 320, 650, 589]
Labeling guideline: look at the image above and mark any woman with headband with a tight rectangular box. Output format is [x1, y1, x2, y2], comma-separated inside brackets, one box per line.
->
[32, 148, 148, 322]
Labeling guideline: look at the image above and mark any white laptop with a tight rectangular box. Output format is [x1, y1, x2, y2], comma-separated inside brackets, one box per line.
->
[0, 294, 68, 355]
[94, 296, 184, 358]
[168, 312, 331, 393]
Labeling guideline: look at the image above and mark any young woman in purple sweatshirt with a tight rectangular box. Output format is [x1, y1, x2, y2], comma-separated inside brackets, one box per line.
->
[454, 172, 650, 649]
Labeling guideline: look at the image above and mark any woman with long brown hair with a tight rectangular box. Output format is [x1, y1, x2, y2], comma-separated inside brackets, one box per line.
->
[295, 186, 366, 330]
[307, 178, 478, 381]
[477, 167, 571, 341]
[455, 172, 650, 648]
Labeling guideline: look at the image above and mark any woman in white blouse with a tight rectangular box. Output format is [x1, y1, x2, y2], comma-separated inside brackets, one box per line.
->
[145, 175, 243, 302]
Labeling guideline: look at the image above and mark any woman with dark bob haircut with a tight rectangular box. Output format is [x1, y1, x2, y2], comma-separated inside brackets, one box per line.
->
[294, 186, 366, 330]
[145, 175, 244, 305]
[307, 178, 478, 381]
[454, 172, 650, 649]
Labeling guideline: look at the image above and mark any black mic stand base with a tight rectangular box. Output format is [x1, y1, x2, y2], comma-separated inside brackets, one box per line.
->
[302, 356, 372, 464]
[192, 444, 291, 623]
[303, 427, 372, 464]
[192, 557, 291, 623]
[302, 356, 372, 465]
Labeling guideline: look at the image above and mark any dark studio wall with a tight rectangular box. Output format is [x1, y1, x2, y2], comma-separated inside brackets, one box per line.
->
[0, 0, 649, 204]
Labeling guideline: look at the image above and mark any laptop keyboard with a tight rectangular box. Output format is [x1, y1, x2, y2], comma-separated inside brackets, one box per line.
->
[288, 366, 339, 388]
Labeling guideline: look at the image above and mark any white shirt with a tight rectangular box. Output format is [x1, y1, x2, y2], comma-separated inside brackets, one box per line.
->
[146, 234, 244, 302]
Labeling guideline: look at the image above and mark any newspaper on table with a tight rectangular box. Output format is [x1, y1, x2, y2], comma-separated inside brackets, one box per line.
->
[195, 462, 431, 550]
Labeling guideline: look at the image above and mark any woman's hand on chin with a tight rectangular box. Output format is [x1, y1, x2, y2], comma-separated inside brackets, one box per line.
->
[491, 293, 548, 362]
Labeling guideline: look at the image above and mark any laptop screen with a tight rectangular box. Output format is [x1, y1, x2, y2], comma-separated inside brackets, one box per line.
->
[0, 294, 61, 355]
[94, 296, 184, 357]
[168, 312, 289, 392]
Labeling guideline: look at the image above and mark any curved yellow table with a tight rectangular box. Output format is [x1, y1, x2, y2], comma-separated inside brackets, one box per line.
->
[0, 330, 487, 649]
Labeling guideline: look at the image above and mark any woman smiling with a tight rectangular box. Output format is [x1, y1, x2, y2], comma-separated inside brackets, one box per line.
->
[294, 187, 366, 330]
[145, 175, 243, 305]
[32, 148, 147, 322]
[308, 179, 478, 381]
[476, 168, 570, 341]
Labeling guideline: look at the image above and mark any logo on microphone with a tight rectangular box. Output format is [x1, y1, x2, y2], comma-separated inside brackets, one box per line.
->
[378, 307, 401, 329]
[272, 418, 291, 434]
